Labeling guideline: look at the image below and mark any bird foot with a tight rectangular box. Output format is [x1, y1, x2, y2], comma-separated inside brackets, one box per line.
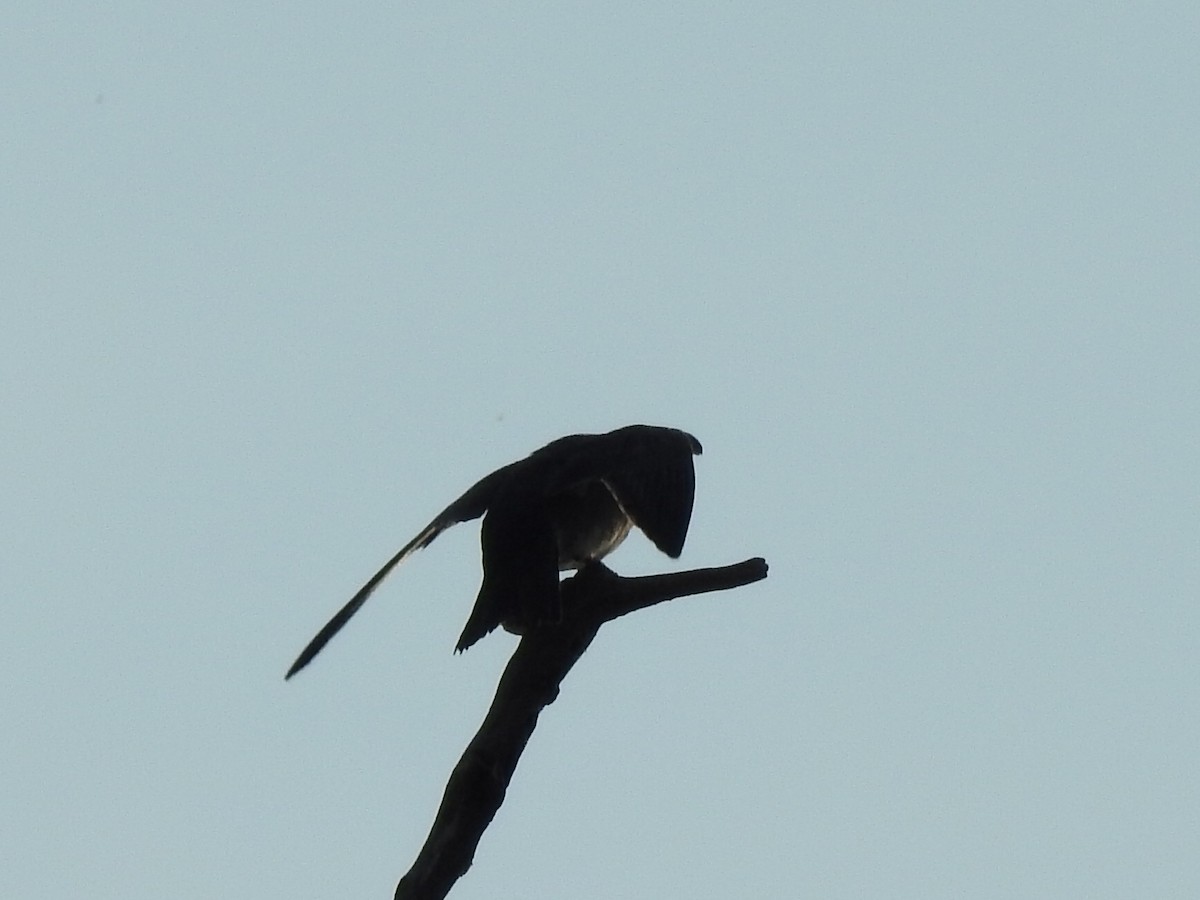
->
[573, 559, 620, 586]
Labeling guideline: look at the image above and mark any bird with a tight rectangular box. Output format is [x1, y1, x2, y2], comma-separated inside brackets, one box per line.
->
[285, 424, 703, 678]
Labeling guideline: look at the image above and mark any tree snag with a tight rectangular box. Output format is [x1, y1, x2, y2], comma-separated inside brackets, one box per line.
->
[394, 556, 768, 900]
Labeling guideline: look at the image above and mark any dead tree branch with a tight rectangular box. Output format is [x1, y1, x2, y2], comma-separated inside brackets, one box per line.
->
[394, 557, 769, 900]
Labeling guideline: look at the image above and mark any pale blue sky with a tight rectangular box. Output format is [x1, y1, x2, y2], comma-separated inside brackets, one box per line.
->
[3, 3, 1197, 898]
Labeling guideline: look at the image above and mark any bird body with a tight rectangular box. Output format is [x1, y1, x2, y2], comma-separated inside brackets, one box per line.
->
[286, 424, 702, 678]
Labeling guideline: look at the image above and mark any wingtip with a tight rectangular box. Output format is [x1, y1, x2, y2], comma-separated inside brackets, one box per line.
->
[662, 539, 687, 559]
[454, 627, 482, 654]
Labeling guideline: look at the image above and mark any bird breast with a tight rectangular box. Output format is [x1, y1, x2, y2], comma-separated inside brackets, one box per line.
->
[547, 479, 633, 570]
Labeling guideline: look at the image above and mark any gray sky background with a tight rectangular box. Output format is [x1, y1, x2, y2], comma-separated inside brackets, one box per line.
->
[3, 3, 1197, 898]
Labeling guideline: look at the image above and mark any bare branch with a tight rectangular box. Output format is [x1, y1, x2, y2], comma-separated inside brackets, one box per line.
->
[395, 557, 768, 900]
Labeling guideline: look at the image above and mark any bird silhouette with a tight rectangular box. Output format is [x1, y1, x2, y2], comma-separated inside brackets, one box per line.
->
[285, 424, 702, 678]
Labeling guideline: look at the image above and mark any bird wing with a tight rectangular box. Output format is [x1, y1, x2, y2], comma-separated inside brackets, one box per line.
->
[285, 461, 515, 678]
[455, 479, 560, 652]
[599, 426, 703, 558]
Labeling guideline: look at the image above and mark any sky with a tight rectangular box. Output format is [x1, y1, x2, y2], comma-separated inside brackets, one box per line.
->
[3, 2, 1198, 898]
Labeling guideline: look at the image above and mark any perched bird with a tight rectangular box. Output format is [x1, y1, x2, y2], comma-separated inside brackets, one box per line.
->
[286, 424, 703, 678]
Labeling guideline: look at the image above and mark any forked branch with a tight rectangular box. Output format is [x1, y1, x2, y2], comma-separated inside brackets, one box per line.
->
[394, 557, 769, 900]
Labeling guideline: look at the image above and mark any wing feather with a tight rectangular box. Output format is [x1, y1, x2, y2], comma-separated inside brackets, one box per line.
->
[599, 426, 702, 558]
[284, 462, 515, 678]
[455, 478, 560, 652]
